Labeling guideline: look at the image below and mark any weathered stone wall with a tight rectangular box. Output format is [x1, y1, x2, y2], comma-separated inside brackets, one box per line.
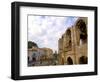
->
[58, 17, 88, 65]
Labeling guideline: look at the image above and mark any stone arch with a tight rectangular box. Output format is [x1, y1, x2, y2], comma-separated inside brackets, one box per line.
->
[66, 29, 71, 42]
[67, 57, 73, 65]
[75, 19, 87, 45]
[79, 56, 88, 64]
[66, 29, 72, 49]
[66, 29, 71, 38]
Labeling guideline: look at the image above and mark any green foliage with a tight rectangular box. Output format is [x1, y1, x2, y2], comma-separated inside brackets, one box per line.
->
[28, 41, 38, 48]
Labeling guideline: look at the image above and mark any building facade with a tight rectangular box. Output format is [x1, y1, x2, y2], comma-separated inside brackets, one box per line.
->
[58, 17, 88, 65]
[28, 46, 53, 66]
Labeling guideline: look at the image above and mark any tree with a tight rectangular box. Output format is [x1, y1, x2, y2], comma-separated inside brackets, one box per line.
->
[28, 41, 38, 48]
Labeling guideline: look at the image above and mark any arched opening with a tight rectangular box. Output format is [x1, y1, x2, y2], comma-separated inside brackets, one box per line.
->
[66, 29, 71, 41]
[79, 56, 88, 64]
[67, 57, 73, 65]
[76, 19, 87, 45]
[66, 29, 72, 50]
[66, 29, 71, 38]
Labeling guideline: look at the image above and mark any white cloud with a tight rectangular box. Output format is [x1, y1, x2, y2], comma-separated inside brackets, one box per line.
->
[28, 15, 78, 53]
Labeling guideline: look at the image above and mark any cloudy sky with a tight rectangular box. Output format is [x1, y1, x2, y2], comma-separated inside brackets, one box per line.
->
[28, 15, 78, 53]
